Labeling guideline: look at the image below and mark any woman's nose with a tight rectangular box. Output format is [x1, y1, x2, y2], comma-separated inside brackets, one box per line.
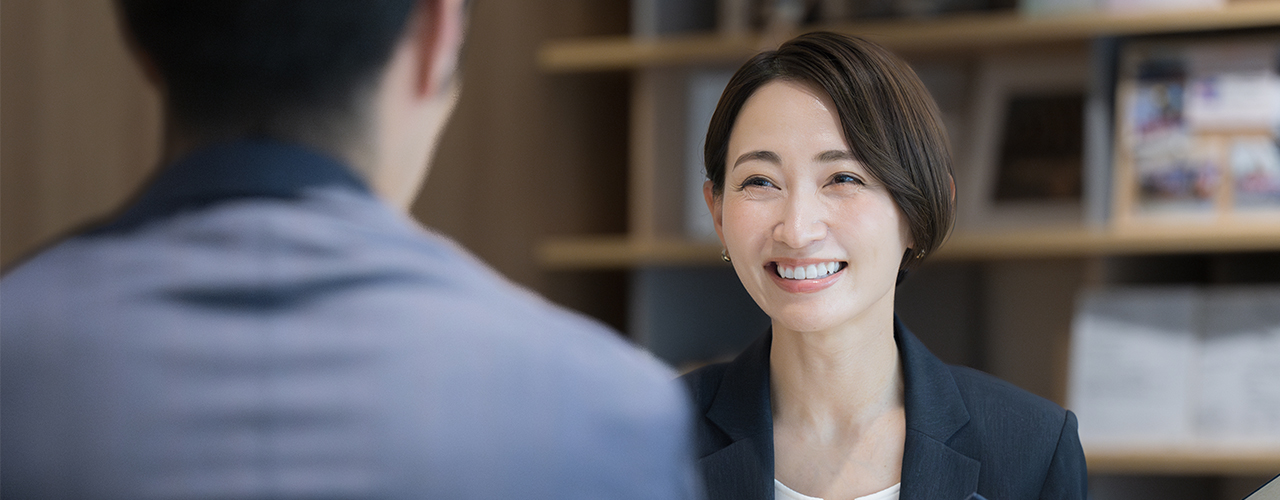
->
[773, 195, 827, 248]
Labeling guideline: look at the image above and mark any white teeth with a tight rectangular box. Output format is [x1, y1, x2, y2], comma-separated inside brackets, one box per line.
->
[775, 262, 842, 280]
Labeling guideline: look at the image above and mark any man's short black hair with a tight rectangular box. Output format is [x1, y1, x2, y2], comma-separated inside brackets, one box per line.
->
[119, 0, 417, 139]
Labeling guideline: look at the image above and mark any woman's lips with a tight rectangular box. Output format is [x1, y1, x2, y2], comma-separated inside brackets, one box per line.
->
[767, 261, 847, 293]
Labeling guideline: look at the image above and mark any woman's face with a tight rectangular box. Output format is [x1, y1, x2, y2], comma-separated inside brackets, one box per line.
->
[705, 80, 912, 333]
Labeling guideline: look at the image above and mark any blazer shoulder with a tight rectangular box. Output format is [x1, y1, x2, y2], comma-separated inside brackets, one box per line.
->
[953, 365, 1078, 453]
[947, 365, 1067, 425]
[946, 365, 1087, 498]
[679, 362, 730, 413]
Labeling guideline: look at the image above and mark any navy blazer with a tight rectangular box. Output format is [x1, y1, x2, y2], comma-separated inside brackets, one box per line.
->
[681, 317, 1087, 500]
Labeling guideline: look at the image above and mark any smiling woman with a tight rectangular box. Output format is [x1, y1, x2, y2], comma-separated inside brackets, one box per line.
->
[712, 78, 913, 334]
[681, 32, 1088, 500]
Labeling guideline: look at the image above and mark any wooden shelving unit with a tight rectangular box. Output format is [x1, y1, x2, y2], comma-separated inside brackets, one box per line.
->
[539, 2, 1280, 71]
[538, 3, 1280, 482]
[537, 2, 1280, 270]
[538, 223, 1280, 269]
[1086, 446, 1280, 475]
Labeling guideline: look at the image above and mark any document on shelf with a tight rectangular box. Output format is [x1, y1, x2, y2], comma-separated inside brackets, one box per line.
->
[1068, 287, 1200, 445]
[1197, 287, 1280, 444]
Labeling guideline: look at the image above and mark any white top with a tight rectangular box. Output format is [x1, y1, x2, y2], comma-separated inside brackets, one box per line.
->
[774, 479, 901, 500]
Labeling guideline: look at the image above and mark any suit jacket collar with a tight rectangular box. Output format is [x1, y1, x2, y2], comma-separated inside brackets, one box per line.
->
[97, 139, 370, 234]
[698, 317, 980, 500]
[701, 331, 774, 500]
[894, 316, 981, 500]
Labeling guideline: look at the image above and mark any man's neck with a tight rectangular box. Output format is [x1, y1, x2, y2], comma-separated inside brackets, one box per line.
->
[161, 125, 371, 183]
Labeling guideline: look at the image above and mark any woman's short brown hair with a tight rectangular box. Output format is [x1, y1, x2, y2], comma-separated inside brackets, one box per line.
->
[704, 31, 954, 272]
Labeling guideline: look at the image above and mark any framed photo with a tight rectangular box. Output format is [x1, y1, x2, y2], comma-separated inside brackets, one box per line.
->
[960, 52, 1090, 229]
[1112, 35, 1280, 228]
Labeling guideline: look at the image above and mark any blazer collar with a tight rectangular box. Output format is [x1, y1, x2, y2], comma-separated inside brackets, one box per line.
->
[706, 331, 773, 441]
[97, 139, 370, 234]
[701, 331, 774, 500]
[896, 315, 971, 441]
[894, 316, 981, 500]
[699, 317, 980, 500]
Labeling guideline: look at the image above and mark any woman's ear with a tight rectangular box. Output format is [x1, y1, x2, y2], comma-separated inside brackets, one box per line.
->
[703, 180, 726, 247]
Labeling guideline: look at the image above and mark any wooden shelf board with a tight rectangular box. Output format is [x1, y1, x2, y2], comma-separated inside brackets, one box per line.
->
[1086, 445, 1280, 475]
[537, 224, 1280, 269]
[538, 237, 724, 269]
[539, 3, 1280, 71]
[940, 223, 1280, 260]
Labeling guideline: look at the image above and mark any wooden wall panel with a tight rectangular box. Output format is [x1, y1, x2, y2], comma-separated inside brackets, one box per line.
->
[1, 0, 161, 269]
[983, 259, 1089, 405]
[2, 0, 631, 329]
[416, 0, 631, 328]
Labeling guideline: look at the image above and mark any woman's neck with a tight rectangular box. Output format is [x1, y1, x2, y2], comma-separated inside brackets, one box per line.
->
[769, 308, 907, 498]
[769, 308, 904, 432]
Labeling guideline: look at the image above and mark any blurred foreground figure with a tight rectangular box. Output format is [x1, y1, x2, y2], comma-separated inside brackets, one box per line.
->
[1, 1, 698, 498]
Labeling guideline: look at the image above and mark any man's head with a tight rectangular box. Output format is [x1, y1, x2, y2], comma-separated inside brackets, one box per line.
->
[119, 0, 468, 209]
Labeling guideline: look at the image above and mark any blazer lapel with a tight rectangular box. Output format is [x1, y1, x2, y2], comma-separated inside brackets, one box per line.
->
[699, 437, 773, 500]
[697, 322, 982, 500]
[896, 317, 982, 500]
[900, 430, 980, 500]
[699, 332, 775, 500]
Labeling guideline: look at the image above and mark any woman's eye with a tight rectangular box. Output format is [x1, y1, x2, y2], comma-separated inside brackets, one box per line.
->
[830, 173, 864, 186]
[739, 176, 776, 189]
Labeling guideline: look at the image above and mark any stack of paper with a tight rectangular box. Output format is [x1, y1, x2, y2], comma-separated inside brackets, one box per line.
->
[1068, 287, 1200, 445]
[1068, 286, 1280, 447]
[1197, 287, 1280, 444]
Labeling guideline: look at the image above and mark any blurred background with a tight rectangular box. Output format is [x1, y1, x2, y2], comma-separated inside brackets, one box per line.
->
[2, 0, 1278, 498]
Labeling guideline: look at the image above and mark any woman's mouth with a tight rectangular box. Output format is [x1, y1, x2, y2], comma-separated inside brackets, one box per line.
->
[772, 261, 847, 280]
[767, 261, 847, 293]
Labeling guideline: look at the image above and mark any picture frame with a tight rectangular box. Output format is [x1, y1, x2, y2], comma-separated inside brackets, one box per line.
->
[960, 51, 1090, 229]
[1111, 35, 1280, 229]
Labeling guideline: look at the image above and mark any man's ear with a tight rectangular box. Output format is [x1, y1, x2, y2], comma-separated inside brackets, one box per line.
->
[132, 50, 165, 89]
[703, 180, 726, 247]
[117, 23, 164, 89]
[412, 0, 466, 98]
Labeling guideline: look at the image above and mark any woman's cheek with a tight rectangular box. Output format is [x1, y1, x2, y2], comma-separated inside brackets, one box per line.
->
[723, 203, 773, 247]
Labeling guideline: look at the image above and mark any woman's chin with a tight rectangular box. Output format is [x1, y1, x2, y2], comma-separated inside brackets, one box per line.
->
[768, 310, 842, 334]
[764, 293, 895, 335]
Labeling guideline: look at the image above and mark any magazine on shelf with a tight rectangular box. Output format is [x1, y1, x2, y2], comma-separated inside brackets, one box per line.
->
[1112, 34, 1280, 226]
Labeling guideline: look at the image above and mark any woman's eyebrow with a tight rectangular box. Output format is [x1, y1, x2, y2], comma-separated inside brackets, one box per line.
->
[816, 150, 855, 162]
[733, 150, 780, 169]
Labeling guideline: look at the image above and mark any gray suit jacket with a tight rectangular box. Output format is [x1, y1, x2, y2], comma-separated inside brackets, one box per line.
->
[2, 139, 699, 499]
[681, 318, 1087, 500]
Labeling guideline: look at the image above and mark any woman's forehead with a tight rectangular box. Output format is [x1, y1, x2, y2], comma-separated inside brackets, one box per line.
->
[728, 80, 847, 152]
